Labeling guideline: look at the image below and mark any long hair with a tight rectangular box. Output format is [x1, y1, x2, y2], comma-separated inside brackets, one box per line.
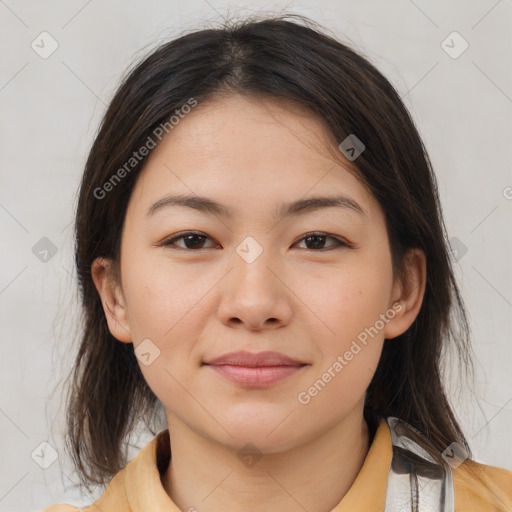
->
[65, 13, 476, 491]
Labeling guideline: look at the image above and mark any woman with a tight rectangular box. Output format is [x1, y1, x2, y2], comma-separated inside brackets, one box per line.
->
[43, 14, 512, 512]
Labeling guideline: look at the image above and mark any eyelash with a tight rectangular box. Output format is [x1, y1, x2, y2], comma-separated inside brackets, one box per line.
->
[160, 231, 352, 251]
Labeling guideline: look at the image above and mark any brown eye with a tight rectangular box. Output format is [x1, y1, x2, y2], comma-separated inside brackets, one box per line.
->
[160, 231, 350, 251]
[294, 233, 348, 251]
[162, 232, 216, 250]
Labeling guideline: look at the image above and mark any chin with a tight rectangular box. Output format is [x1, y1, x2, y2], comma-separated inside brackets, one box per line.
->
[210, 404, 304, 448]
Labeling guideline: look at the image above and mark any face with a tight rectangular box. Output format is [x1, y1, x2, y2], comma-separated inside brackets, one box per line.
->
[94, 94, 422, 453]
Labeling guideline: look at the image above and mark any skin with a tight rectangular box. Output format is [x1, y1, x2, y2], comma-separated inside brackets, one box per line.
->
[92, 94, 426, 512]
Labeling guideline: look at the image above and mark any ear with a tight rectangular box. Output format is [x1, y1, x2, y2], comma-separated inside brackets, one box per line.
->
[383, 248, 427, 340]
[91, 257, 132, 343]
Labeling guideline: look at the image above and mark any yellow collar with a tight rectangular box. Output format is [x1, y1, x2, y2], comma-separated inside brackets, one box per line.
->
[121, 417, 392, 511]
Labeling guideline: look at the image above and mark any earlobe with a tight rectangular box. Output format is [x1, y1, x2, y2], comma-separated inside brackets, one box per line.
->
[91, 257, 132, 343]
[383, 248, 427, 340]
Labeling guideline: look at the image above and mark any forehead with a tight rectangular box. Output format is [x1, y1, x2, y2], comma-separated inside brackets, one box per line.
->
[148, 96, 331, 163]
[125, 94, 377, 221]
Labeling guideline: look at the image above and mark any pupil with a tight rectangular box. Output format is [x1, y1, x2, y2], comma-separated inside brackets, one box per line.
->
[185, 234, 204, 248]
[308, 235, 325, 249]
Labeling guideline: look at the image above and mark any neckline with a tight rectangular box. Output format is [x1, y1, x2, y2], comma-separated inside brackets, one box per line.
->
[125, 414, 392, 512]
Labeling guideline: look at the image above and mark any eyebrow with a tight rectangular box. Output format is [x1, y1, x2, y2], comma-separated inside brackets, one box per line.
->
[146, 193, 366, 219]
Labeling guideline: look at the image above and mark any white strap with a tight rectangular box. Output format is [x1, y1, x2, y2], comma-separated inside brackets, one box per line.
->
[384, 417, 454, 512]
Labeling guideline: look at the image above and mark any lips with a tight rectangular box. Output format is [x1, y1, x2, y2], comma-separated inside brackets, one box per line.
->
[203, 350, 306, 367]
[202, 350, 308, 388]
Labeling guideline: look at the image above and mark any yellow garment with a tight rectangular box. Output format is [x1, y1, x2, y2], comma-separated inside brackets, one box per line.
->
[41, 418, 512, 511]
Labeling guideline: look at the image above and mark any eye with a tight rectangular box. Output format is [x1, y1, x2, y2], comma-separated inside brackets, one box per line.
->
[293, 232, 349, 251]
[160, 231, 217, 250]
[160, 231, 350, 251]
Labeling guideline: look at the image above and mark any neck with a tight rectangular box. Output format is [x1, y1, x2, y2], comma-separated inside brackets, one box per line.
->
[161, 406, 372, 512]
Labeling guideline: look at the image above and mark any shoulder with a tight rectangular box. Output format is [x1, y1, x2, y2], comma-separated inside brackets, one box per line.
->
[453, 459, 512, 511]
[38, 432, 164, 512]
[40, 464, 130, 512]
[39, 506, 81, 512]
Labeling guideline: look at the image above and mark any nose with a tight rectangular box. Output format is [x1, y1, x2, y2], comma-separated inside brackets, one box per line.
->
[216, 246, 293, 331]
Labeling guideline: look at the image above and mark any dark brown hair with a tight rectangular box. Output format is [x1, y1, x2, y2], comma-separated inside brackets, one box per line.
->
[65, 13, 477, 492]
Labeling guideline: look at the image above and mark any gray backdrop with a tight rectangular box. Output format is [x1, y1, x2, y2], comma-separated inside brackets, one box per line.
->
[0, 1, 511, 511]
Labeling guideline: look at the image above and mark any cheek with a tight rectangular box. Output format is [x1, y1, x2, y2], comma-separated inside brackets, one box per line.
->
[300, 259, 393, 347]
[294, 266, 390, 415]
[121, 252, 207, 339]
[294, 251, 393, 403]
[120, 256, 213, 386]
